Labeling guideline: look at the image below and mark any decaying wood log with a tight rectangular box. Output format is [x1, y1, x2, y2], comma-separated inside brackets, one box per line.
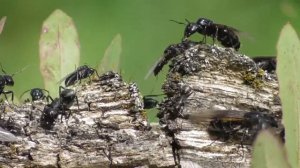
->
[0, 43, 282, 168]
[0, 72, 175, 168]
[157, 43, 282, 168]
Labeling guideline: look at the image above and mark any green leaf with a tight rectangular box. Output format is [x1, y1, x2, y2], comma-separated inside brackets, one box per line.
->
[39, 9, 80, 97]
[252, 130, 290, 168]
[98, 34, 122, 74]
[0, 16, 7, 35]
[277, 23, 300, 168]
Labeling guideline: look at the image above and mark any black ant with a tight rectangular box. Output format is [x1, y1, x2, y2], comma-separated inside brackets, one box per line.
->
[188, 109, 283, 144]
[0, 64, 28, 103]
[20, 88, 52, 102]
[0, 64, 15, 102]
[253, 56, 276, 72]
[143, 94, 164, 109]
[40, 86, 79, 129]
[62, 65, 100, 87]
[171, 18, 240, 50]
[145, 40, 199, 78]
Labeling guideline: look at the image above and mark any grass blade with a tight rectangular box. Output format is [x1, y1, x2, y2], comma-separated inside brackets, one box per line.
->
[276, 23, 300, 168]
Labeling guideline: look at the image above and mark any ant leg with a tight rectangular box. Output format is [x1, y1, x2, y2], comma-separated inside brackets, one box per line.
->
[60, 109, 64, 122]
[102, 148, 113, 168]
[46, 95, 54, 103]
[171, 136, 181, 166]
[87, 76, 93, 85]
[213, 27, 219, 45]
[75, 96, 79, 110]
[240, 130, 247, 148]
[59, 86, 65, 95]
[42, 89, 52, 102]
[182, 36, 188, 42]
[2, 92, 8, 102]
[88, 68, 100, 82]
[201, 27, 208, 44]
[3, 90, 14, 103]
[94, 68, 100, 79]
[201, 35, 207, 44]
[212, 37, 216, 45]
[67, 109, 72, 119]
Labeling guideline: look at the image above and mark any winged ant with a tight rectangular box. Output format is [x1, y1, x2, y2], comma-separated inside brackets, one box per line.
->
[145, 40, 199, 79]
[171, 18, 240, 50]
[62, 65, 100, 87]
[143, 94, 164, 109]
[188, 109, 284, 145]
[253, 56, 276, 72]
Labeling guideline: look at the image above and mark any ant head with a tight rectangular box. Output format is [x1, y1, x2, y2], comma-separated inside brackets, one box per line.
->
[3, 75, 14, 86]
[87, 66, 96, 75]
[78, 65, 96, 76]
[30, 88, 45, 101]
[170, 19, 200, 39]
[196, 18, 213, 27]
[184, 22, 199, 38]
[60, 87, 76, 100]
[243, 112, 278, 130]
[0, 63, 28, 86]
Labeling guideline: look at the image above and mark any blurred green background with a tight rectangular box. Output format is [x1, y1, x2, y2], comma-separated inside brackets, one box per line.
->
[0, 0, 299, 121]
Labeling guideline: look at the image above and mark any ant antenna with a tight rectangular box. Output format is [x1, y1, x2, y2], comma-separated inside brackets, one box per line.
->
[91, 65, 100, 78]
[170, 19, 187, 25]
[19, 89, 32, 100]
[11, 65, 30, 76]
[185, 18, 191, 23]
[0, 63, 7, 74]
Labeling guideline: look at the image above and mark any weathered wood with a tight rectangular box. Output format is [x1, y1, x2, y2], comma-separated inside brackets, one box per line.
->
[0, 43, 282, 168]
[157, 43, 282, 168]
[0, 72, 175, 168]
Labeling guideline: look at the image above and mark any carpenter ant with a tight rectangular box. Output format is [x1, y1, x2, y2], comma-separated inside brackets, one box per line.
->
[253, 56, 276, 72]
[0, 65, 14, 102]
[40, 86, 78, 129]
[0, 64, 28, 102]
[20, 88, 52, 102]
[0, 76, 14, 102]
[62, 65, 100, 87]
[40, 98, 62, 129]
[143, 94, 164, 109]
[171, 18, 240, 50]
[188, 109, 283, 144]
[145, 40, 199, 78]
[59, 86, 79, 110]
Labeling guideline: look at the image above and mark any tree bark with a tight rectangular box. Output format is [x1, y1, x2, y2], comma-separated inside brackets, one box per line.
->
[0, 72, 174, 168]
[157, 43, 281, 168]
[0, 43, 281, 168]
